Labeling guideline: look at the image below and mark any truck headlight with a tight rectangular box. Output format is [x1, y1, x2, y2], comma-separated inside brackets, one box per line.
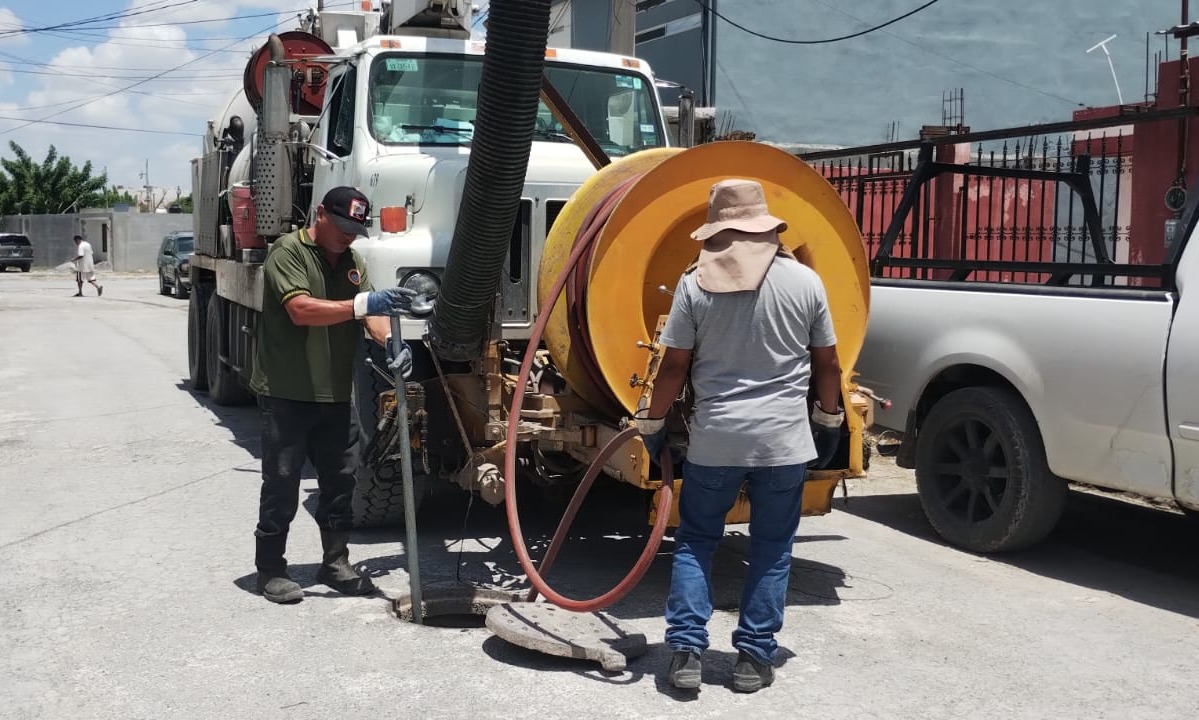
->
[399, 270, 439, 299]
[180, 259, 189, 272]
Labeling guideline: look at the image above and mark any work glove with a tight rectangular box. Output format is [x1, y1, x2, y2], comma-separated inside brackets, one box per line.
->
[637, 416, 669, 464]
[354, 287, 435, 318]
[635, 394, 670, 464]
[811, 400, 845, 470]
[385, 335, 413, 380]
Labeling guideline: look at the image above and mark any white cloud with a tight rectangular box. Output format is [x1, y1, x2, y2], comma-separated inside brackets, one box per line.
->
[0, 2, 306, 191]
[0, 7, 31, 45]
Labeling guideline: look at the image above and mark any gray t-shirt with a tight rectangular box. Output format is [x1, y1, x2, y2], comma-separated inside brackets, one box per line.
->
[659, 256, 837, 467]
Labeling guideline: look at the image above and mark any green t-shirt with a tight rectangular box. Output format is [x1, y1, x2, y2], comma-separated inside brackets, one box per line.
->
[250, 228, 374, 403]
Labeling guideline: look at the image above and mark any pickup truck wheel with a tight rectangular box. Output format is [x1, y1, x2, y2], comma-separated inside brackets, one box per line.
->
[188, 284, 209, 391]
[349, 336, 426, 528]
[205, 294, 251, 406]
[19, 263, 30, 272]
[915, 387, 1066, 553]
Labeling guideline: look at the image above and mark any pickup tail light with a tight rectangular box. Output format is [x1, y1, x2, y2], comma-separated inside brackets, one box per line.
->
[380, 206, 407, 233]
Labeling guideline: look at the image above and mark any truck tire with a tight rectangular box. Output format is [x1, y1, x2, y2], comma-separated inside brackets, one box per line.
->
[915, 386, 1066, 553]
[350, 337, 426, 528]
[188, 283, 210, 391]
[205, 294, 251, 406]
[160, 271, 170, 296]
[19, 263, 30, 272]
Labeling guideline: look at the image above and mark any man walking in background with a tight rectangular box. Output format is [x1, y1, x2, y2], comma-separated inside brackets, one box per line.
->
[639, 179, 845, 693]
[72, 234, 102, 297]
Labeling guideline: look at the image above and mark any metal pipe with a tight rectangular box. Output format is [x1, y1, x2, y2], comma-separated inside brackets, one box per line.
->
[390, 316, 423, 625]
[1180, 0, 1192, 187]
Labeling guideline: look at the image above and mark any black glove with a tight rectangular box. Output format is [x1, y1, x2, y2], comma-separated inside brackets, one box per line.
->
[811, 401, 845, 469]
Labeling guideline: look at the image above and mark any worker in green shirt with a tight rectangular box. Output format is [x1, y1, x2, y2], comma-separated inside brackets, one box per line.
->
[250, 186, 429, 604]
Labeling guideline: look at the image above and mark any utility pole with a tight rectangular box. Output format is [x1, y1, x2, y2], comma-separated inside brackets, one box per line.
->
[140, 159, 151, 212]
[611, 0, 635, 56]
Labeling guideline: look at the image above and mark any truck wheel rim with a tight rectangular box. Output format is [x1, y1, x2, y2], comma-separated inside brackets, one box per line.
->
[930, 417, 1009, 524]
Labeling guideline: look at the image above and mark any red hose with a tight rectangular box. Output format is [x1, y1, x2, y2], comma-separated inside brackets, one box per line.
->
[504, 178, 675, 612]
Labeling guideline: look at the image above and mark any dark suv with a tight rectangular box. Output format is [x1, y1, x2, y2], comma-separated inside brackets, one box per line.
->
[0, 234, 33, 272]
[157, 232, 193, 299]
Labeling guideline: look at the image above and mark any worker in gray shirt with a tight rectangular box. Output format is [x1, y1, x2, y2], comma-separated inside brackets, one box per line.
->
[638, 178, 845, 693]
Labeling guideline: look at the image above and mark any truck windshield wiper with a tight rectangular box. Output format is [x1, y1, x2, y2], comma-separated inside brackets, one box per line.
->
[400, 124, 473, 136]
[532, 127, 574, 142]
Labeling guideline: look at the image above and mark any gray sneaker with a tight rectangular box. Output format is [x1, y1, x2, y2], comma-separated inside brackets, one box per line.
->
[668, 651, 702, 689]
[256, 573, 303, 603]
[732, 651, 774, 693]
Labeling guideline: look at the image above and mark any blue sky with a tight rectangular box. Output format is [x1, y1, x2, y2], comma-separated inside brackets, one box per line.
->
[0, 1, 374, 194]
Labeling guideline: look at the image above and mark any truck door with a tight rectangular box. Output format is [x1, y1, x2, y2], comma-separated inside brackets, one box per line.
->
[1166, 221, 1199, 510]
[314, 64, 358, 198]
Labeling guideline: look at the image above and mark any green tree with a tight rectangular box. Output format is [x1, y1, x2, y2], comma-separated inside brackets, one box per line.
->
[101, 185, 137, 206]
[175, 194, 194, 213]
[0, 141, 108, 215]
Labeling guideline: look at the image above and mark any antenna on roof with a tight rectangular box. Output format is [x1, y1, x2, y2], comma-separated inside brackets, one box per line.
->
[1086, 33, 1125, 105]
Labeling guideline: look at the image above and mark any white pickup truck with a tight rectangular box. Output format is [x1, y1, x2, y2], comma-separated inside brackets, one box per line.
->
[854, 141, 1199, 552]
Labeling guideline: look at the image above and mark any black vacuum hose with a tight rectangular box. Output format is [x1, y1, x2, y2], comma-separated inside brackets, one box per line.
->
[428, 0, 552, 362]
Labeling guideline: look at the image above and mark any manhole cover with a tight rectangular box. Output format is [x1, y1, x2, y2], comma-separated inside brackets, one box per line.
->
[485, 602, 647, 672]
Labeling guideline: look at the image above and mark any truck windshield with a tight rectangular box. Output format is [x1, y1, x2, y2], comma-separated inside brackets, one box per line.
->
[368, 54, 664, 156]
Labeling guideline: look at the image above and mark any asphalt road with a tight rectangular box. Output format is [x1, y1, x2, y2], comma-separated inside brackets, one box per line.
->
[2, 273, 1198, 720]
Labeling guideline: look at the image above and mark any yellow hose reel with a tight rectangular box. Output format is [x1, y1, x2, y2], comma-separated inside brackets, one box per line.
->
[536, 141, 872, 517]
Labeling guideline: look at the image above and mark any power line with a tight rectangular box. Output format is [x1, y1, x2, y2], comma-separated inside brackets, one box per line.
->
[2, 10, 288, 37]
[0, 115, 200, 136]
[0, 64, 241, 80]
[805, 0, 1083, 107]
[77, 10, 290, 32]
[31, 28, 265, 52]
[690, 0, 942, 45]
[0, 0, 202, 38]
[0, 16, 292, 137]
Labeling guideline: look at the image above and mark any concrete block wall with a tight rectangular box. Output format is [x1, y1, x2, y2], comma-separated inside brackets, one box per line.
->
[0, 212, 192, 272]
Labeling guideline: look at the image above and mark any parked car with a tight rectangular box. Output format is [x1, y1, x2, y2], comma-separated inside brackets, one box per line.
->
[0, 233, 33, 272]
[158, 232, 193, 299]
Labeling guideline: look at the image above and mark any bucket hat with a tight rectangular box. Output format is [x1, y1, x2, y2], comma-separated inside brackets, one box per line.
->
[692, 179, 787, 293]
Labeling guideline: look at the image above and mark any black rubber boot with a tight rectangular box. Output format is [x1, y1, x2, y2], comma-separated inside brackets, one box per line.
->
[732, 651, 775, 693]
[316, 530, 376, 596]
[254, 533, 302, 603]
[256, 573, 303, 603]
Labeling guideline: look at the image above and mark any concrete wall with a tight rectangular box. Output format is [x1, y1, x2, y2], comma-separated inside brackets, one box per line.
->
[1, 215, 87, 268]
[111, 214, 193, 272]
[0, 212, 193, 272]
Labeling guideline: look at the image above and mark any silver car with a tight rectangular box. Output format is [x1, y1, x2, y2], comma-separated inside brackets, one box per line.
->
[0, 234, 33, 272]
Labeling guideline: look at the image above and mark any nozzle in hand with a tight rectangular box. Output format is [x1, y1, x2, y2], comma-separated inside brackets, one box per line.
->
[355, 287, 437, 319]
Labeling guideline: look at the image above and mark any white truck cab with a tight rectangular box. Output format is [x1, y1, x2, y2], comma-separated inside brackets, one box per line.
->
[308, 36, 670, 339]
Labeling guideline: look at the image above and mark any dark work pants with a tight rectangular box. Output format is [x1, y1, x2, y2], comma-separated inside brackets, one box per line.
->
[254, 395, 357, 575]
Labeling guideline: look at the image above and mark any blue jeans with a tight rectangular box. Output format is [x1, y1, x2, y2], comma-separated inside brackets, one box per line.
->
[665, 461, 806, 664]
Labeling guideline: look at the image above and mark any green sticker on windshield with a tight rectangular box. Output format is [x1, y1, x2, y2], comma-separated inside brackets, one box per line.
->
[385, 58, 419, 72]
[615, 76, 635, 89]
[632, 77, 642, 89]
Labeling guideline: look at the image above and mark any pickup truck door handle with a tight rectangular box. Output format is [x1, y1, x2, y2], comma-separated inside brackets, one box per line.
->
[1179, 423, 1199, 441]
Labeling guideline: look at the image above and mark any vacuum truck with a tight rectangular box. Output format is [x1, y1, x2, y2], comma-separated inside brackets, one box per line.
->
[188, 0, 875, 536]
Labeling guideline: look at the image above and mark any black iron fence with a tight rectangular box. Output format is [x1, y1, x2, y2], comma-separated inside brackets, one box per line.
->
[801, 108, 1193, 286]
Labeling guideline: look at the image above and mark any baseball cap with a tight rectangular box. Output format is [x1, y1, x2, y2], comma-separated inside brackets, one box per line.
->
[321, 186, 371, 237]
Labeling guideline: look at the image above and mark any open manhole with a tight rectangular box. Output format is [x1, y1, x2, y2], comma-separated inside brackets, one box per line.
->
[392, 582, 526, 626]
